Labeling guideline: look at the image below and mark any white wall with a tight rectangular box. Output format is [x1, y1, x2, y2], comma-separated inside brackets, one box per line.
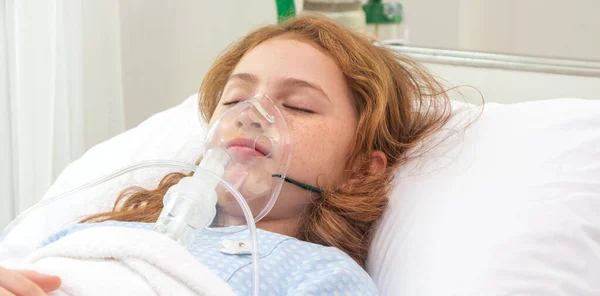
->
[457, 0, 600, 61]
[401, 0, 461, 49]
[422, 63, 600, 104]
[403, 0, 600, 61]
[118, 0, 280, 129]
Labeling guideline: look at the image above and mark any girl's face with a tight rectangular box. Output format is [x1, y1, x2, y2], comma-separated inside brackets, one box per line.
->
[210, 37, 358, 220]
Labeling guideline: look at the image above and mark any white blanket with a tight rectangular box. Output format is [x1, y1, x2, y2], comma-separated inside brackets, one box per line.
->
[19, 226, 236, 296]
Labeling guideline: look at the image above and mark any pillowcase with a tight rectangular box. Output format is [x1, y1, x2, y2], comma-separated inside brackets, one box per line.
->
[367, 98, 600, 295]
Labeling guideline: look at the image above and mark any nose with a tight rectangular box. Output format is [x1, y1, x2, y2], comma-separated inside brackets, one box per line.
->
[236, 120, 261, 129]
[235, 114, 263, 130]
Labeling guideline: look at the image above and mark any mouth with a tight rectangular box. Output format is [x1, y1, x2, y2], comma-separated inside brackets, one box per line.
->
[226, 138, 271, 158]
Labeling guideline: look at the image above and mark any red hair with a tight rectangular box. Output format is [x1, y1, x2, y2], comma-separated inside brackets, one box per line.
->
[82, 15, 452, 267]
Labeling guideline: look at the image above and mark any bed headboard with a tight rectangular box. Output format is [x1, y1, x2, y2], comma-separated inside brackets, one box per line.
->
[391, 45, 600, 104]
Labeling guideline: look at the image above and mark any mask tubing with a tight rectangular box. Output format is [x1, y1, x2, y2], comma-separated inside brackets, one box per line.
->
[195, 169, 260, 296]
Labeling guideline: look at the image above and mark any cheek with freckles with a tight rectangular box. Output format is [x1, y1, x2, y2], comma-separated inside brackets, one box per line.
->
[287, 118, 352, 187]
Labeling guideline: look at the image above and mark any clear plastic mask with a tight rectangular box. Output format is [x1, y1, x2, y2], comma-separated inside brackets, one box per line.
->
[205, 94, 292, 228]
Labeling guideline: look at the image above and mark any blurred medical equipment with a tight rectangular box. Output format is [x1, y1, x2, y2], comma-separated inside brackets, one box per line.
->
[363, 0, 408, 43]
[297, 0, 409, 42]
[302, 0, 367, 30]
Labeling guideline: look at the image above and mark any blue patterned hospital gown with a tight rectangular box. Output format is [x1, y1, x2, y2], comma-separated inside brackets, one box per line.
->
[43, 221, 378, 295]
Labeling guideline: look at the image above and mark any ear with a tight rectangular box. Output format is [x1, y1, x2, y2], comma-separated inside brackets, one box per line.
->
[368, 150, 387, 174]
[345, 151, 388, 187]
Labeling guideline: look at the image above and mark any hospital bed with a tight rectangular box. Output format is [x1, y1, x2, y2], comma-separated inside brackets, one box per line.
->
[394, 45, 600, 104]
[1, 46, 600, 295]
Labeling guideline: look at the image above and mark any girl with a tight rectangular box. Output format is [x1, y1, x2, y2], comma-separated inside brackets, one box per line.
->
[0, 15, 451, 295]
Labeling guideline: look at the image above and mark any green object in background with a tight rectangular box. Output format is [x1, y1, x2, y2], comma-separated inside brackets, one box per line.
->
[363, 0, 403, 24]
[276, 0, 296, 24]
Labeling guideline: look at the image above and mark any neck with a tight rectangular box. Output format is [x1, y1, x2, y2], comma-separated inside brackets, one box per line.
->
[256, 215, 301, 237]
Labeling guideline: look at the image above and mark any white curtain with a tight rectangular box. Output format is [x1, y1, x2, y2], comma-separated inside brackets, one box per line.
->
[0, 0, 125, 227]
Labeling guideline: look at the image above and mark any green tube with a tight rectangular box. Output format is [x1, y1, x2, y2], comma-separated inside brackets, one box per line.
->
[272, 174, 322, 193]
[276, 0, 296, 24]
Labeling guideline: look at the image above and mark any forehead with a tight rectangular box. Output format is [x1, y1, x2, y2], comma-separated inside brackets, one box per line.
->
[232, 37, 346, 91]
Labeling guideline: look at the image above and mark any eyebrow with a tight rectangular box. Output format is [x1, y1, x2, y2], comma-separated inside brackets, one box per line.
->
[227, 73, 330, 102]
[281, 77, 330, 102]
[228, 73, 258, 84]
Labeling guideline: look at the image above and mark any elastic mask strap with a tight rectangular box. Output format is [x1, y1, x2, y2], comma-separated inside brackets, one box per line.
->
[271, 174, 322, 193]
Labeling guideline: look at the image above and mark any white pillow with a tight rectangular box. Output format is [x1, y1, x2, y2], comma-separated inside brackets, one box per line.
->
[367, 98, 600, 295]
[2, 94, 600, 296]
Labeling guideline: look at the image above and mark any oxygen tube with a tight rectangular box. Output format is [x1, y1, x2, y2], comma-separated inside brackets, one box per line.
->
[155, 151, 261, 296]
[0, 159, 262, 296]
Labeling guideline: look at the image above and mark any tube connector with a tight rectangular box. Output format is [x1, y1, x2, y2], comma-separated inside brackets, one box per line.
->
[154, 148, 231, 247]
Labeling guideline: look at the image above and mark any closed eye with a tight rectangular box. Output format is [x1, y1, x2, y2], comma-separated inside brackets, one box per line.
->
[283, 105, 314, 114]
[222, 101, 240, 106]
[224, 101, 313, 114]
